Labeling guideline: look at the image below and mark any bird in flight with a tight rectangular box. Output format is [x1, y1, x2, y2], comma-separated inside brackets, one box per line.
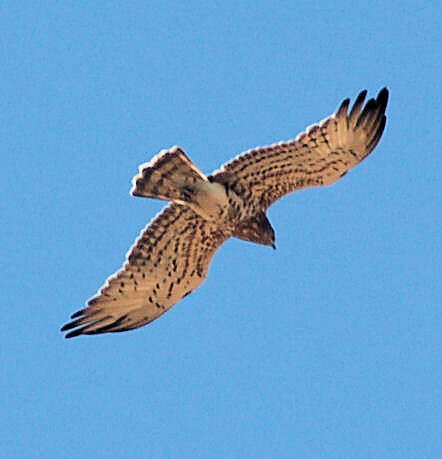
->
[61, 88, 389, 338]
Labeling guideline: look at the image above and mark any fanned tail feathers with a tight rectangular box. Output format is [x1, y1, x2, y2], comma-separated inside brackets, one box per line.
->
[131, 146, 207, 203]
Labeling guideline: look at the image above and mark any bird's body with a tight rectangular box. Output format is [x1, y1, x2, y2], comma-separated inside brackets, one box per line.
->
[62, 88, 389, 338]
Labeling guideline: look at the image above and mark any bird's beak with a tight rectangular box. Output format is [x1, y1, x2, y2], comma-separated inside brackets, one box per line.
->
[271, 242, 276, 250]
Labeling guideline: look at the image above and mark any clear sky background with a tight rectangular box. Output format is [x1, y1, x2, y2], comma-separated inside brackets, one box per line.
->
[1, 2, 440, 458]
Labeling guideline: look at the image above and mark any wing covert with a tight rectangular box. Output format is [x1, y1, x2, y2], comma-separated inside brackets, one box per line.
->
[61, 203, 229, 338]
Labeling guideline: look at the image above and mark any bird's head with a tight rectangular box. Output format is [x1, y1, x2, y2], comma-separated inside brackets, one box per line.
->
[233, 211, 276, 249]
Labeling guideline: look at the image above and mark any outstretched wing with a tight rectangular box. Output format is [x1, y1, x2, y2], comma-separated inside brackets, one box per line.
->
[211, 88, 388, 209]
[61, 204, 229, 338]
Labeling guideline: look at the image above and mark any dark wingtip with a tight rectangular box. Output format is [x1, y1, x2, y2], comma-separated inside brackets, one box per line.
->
[63, 320, 102, 338]
[336, 98, 350, 117]
[64, 328, 83, 339]
[376, 87, 389, 111]
[61, 308, 87, 336]
[61, 316, 85, 333]
[70, 308, 86, 319]
[366, 115, 387, 153]
[356, 98, 377, 127]
[355, 89, 368, 104]
[87, 315, 129, 335]
[378, 87, 389, 99]
[348, 89, 368, 121]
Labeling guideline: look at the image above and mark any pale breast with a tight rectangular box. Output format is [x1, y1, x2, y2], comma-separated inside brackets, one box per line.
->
[190, 181, 230, 221]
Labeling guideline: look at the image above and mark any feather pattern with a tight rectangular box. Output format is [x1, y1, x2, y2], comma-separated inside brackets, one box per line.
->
[61, 204, 229, 338]
[211, 88, 388, 209]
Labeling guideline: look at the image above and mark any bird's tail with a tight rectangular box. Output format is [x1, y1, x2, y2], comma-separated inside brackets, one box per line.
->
[131, 146, 208, 204]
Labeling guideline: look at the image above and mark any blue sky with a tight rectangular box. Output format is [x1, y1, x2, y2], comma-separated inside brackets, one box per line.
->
[1, 1, 440, 457]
